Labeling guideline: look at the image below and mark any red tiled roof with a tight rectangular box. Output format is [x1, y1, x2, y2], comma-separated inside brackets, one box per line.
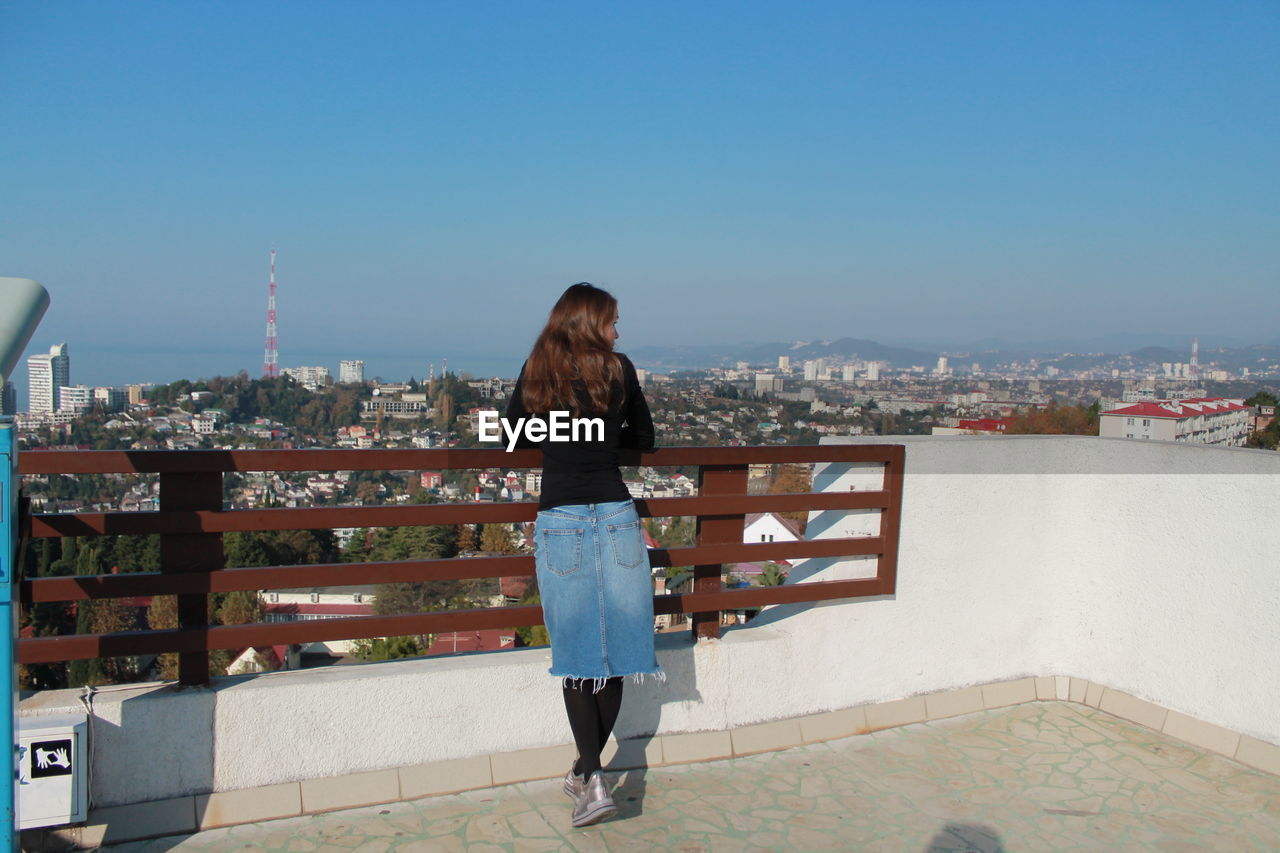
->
[426, 629, 516, 656]
[1103, 398, 1249, 420]
[957, 418, 1010, 432]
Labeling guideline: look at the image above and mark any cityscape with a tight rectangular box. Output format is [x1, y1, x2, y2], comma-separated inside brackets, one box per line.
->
[5, 2, 1278, 849]
[10, 319, 1278, 683]
[10, 327, 1279, 463]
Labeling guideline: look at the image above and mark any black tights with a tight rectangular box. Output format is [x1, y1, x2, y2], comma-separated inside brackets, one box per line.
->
[563, 678, 624, 778]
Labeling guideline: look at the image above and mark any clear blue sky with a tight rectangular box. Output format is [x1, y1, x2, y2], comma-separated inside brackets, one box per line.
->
[2, 1, 1277, 391]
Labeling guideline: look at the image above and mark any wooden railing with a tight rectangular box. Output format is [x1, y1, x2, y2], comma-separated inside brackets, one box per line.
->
[17, 445, 905, 685]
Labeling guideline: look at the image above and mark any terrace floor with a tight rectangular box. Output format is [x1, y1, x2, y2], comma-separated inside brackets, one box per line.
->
[103, 701, 1279, 852]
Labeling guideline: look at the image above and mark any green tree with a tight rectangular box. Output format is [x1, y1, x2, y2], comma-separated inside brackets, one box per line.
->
[455, 524, 477, 553]
[1004, 402, 1099, 436]
[769, 464, 813, 526]
[68, 539, 139, 686]
[1246, 419, 1279, 450]
[224, 532, 273, 569]
[1245, 390, 1278, 408]
[515, 592, 550, 648]
[351, 635, 423, 661]
[368, 525, 480, 616]
[146, 595, 179, 681]
[759, 562, 788, 587]
[108, 535, 161, 573]
[217, 590, 264, 626]
[343, 529, 373, 563]
[480, 523, 520, 554]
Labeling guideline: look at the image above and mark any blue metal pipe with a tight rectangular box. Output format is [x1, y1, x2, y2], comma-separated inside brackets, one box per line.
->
[2, 418, 18, 846]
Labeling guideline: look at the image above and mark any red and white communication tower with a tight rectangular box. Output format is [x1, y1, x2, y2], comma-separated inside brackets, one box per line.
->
[263, 248, 280, 377]
[1189, 336, 1200, 380]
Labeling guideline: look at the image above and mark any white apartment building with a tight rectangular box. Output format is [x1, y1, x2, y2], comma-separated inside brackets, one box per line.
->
[1122, 388, 1158, 403]
[1099, 398, 1251, 447]
[778, 356, 790, 371]
[58, 385, 94, 414]
[282, 365, 332, 391]
[841, 364, 857, 382]
[362, 399, 426, 416]
[866, 361, 881, 381]
[339, 360, 365, 384]
[27, 342, 69, 414]
[192, 414, 220, 434]
[262, 586, 376, 656]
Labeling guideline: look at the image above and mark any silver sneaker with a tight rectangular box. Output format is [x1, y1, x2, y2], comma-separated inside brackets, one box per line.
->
[571, 770, 616, 827]
[563, 765, 585, 800]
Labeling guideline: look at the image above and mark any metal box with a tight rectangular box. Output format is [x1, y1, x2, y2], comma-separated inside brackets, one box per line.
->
[17, 714, 89, 829]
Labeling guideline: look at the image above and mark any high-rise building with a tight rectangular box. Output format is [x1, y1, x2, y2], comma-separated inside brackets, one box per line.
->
[127, 384, 146, 405]
[842, 364, 857, 382]
[339, 360, 365, 384]
[803, 360, 818, 381]
[778, 356, 791, 371]
[1, 381, 15, 416]
[935, 356, 949, 376]
[27, 343, 70, 414]
[866, 361, 881, 381]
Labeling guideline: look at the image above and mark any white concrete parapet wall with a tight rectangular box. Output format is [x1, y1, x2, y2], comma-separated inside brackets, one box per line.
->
[19, 436, 1280, 810]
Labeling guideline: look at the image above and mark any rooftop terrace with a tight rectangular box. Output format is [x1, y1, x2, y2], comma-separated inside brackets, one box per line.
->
[102, 701, 1280, 851]
[16, 435, 1280, 850]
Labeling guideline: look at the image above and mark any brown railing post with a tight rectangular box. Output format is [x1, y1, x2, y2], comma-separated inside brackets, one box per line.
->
[159, 471, 222, 685]
[692, 463, 749, 640]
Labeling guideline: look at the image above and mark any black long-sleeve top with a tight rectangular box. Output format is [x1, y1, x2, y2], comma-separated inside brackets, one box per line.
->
[504, 352, 655, 510]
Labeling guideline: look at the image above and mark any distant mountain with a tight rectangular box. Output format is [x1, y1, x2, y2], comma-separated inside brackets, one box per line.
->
[1128, 346, 1184, 363]
[629, 336, 1280, 374]
[628, 338, 939, 370]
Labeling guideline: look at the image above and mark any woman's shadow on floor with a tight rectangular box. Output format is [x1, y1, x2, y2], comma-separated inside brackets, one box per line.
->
[605, 630, 700, 819]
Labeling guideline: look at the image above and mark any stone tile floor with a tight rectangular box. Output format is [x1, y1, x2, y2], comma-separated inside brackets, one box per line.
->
[105, 701, 1280, 851]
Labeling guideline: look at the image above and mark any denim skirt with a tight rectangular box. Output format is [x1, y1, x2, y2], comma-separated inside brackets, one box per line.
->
[535, 500, 662, 685]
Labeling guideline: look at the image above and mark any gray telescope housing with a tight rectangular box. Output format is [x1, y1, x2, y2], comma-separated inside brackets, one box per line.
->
[0, 277, 51, 388]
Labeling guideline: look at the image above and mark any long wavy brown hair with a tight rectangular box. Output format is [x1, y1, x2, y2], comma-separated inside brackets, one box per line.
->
[521, 283, 622, 416]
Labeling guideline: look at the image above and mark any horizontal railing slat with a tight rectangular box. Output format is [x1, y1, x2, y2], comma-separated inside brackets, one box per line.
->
[28, 490, 889, 538]
[22, 537, 883, 601]
[16, 579, 885, 663]
[17, 605, 545, 663]
[18, 444, 900, 475]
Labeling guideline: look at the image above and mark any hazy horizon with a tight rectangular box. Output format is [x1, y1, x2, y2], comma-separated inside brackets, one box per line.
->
[8, 329, 1276, 406]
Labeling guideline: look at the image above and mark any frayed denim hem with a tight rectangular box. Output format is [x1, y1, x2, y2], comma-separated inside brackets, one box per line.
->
[558, 670, 667, 693]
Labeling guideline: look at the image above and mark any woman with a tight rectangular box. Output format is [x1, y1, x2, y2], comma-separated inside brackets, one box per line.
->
[504, 282, 659, 827]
